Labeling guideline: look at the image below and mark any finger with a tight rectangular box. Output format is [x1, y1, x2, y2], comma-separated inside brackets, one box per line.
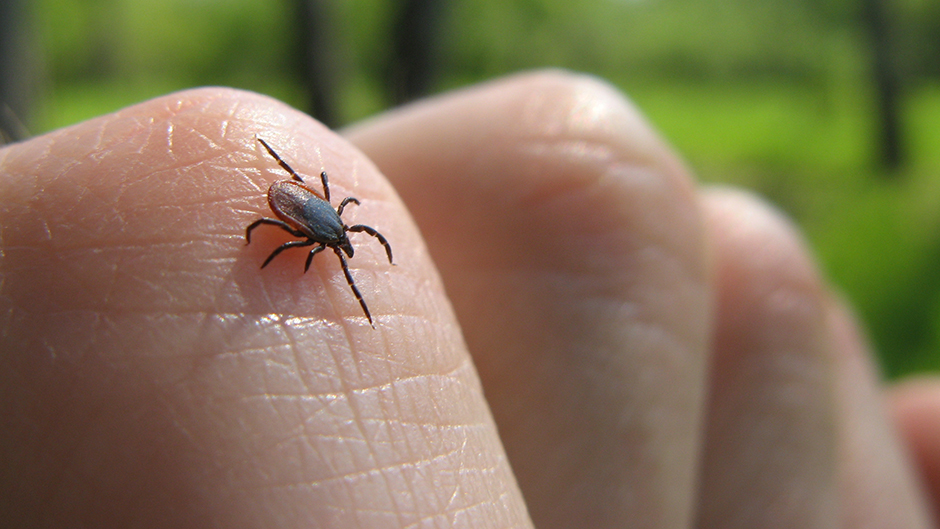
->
[889, 377, 940, 522]
[0, 90, 531, 528]
[697, 188, 837, 529]
[831, 301, 932, 528]
[348, 70, 712, 528]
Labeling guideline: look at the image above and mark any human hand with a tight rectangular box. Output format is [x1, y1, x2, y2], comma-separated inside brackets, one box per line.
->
[0, 71, 936, 528]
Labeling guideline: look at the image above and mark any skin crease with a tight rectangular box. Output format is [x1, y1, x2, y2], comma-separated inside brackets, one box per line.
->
[0, 70, 936, 528]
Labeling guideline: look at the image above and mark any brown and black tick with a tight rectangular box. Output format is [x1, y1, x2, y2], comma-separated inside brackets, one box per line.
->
[246, 138, 393, 327]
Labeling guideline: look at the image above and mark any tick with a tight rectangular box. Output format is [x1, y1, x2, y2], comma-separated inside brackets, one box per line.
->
[246, 138, 393, 327]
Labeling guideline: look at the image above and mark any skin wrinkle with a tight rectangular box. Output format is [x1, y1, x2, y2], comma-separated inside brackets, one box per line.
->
[225, 302, 482, 520]
[269, 426, 486, 495]
[327, 316, 409, 529]
[492, 188, 694, 422]
[531, 79, 676, 184]
[379, 338, 422, 515]
[498, 138, 701, 306]
[518, 240, 701, 346]
[300, 442, 478, 524]
[511, 140, 615, 205]
[12, 159, 242, 260]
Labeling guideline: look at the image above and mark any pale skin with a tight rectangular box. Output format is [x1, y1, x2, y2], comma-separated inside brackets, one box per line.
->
[1, 71, 939, 528]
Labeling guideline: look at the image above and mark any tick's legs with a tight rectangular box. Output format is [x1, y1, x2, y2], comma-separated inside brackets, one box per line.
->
[319, 171, 331, 203]
[246, 218, 306, 244]
[257, 138, 305, 184]
[261, 239, 316, 268]
[333, 247, 374, 327]
[348, 224, 394, 264]
[304, 244, 327, 272]
[336, 196, 360, 216]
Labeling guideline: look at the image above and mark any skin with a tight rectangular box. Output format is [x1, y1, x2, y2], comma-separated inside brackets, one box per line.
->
[0, 70, 937, 528]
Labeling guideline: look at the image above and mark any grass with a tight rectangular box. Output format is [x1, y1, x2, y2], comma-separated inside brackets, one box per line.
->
[625, 79, 940, 376]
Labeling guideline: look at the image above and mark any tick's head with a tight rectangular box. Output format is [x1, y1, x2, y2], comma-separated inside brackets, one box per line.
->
[339, 238, 354, 258]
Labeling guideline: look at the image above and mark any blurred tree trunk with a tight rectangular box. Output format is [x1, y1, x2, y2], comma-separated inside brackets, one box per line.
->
[294, 0, 340, 128]
[292, 0, 447, 125]
[0, 0, 34, 142]
[861, 0, 904, 172]
[388, 0, 447, 105]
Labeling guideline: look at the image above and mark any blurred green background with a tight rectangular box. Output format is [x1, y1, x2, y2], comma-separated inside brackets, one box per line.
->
[4, 0, 940, 377]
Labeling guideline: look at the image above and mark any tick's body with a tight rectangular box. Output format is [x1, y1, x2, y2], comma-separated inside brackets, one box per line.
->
[246, 138, 393, 327]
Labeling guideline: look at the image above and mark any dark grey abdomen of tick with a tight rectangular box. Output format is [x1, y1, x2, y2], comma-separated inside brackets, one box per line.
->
[300, 197, 345, 242]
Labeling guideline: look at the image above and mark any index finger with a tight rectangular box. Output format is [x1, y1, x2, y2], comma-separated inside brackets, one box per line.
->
[0, 89, 531, 528]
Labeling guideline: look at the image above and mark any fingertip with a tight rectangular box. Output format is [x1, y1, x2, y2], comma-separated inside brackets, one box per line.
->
[703, 185, 828, 356]
[0, 88, 531, 527]
[891, 377, 940, 470]
[698, 186, 837, 528]
[890, 377, 940, 520]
